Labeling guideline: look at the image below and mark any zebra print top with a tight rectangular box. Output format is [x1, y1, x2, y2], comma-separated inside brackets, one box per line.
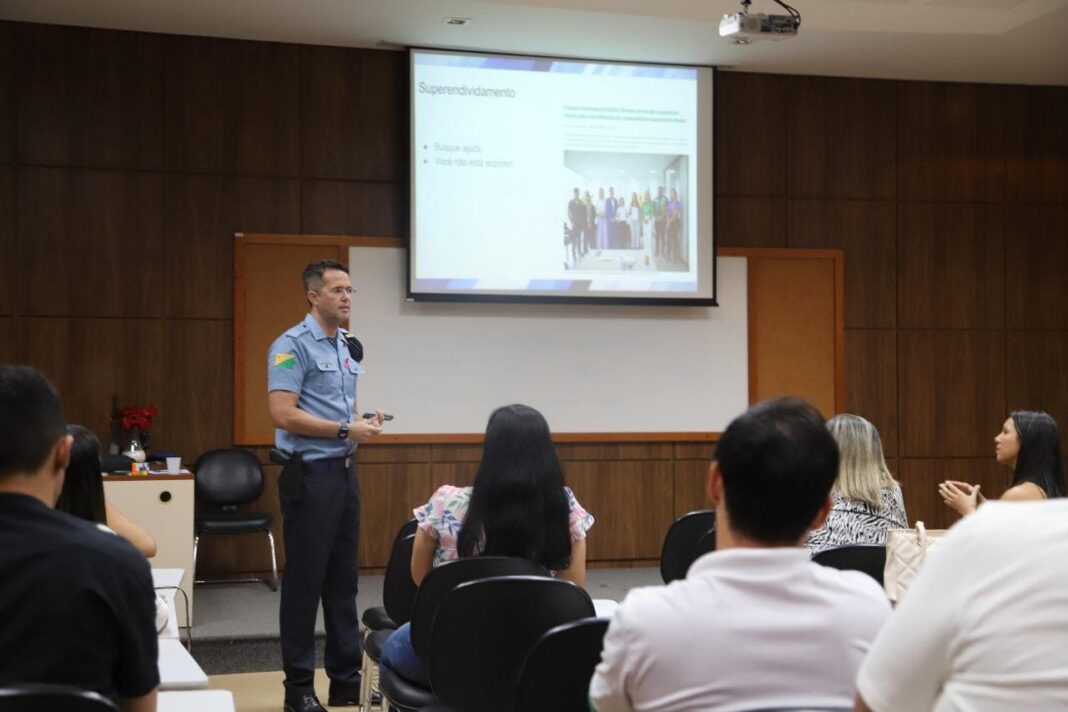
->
[805, 486, 907, 555]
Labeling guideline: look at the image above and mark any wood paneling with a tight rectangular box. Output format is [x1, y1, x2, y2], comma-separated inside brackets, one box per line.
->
[557, 443, 674, 461]
[17, 24, 162, 169]
[716, 196, 786, 248]
[0, 22, 13, 164]
[301, 180, 407, 238]
[844, 329, 898, 457]
[161, 319, 233, 458]
[0, 167, 13, 315]
[1005, 86, 1068, 205]
[163, 175, 301, 319]
[899, 331, 1006, 457]
[163, 36, 300, 176]
[18, 167, 164, 317]
[898, 458, 1009, 530]
[358, 462, 431, 568]
[1006, 331, 1068, 456]
[897, 82, 1004, 203]
[673, 460, 712, 517]
[1004, 205, 1068, 330]
[787, 76, 896, 199]
[715, 72, 787, 197]
[788, 199, 896, 328]
[897, 203, 1004, 329]
[301, 46, 408, 182]
[566, 461, 674, 560]
[0, 318, 14, 362]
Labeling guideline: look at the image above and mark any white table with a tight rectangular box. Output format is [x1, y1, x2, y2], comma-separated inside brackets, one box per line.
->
[593, 599, 619, 617]
[158, 638, 208, 690]
[153, 568, 185, 640]
[158, 690, 234, 712]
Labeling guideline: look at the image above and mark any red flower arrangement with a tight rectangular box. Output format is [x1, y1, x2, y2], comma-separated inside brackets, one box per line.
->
[121, 405, 159, 432]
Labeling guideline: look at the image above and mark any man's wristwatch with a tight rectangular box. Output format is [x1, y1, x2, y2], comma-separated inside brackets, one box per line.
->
[337, 421, 350, 440]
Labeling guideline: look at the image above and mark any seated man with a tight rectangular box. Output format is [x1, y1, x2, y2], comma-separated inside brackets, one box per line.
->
[0, 365, 158, 712]
[855, 498, 1068, 712]
[590, 397, 891, 712]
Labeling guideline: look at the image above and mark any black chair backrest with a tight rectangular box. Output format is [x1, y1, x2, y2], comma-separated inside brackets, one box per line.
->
[394, 518, 418, 546]
[0, 684, 118, 711]
[410, 556, 549, 663]
[660, 509, 716, 583]
[429, 576, 596, 712]
[194, 448, 264, 507]
[514, 617, 610, 712]
[811, 545, 887, 586]
[383, 533, 418, 625]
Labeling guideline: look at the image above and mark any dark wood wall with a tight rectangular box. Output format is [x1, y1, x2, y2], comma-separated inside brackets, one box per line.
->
[2, 22, 1066, 573]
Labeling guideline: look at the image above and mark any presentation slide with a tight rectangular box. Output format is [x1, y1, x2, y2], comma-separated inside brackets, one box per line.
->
[409, 49, 715, 305]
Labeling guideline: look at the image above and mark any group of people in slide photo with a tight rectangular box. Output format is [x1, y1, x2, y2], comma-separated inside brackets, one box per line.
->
[565, 186, 683, 269]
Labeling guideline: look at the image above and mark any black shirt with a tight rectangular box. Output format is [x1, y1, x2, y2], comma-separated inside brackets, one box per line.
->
[0, 493, 159, 699]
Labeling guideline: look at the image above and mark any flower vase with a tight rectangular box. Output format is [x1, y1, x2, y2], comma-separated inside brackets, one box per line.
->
[126, 437, 146, 464]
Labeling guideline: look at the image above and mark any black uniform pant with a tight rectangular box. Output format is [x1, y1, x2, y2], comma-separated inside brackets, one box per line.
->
[279, 457, 362, 694]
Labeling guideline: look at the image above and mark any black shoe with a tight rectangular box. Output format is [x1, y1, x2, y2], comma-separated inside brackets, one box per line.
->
[327, 677, 362, 707]
[283, 691, 326, 712]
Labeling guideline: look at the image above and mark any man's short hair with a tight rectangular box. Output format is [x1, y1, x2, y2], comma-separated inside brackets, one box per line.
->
[0, 365, 67, 480]
[302, 259, 349, 294]
[714, 396, 838, 543]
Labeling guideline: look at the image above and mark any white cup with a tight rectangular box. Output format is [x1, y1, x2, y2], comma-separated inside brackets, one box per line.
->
[166, 457, 182, 474]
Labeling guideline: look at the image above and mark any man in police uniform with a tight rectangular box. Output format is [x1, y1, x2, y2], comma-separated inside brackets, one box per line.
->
[268, 259, 384, 712]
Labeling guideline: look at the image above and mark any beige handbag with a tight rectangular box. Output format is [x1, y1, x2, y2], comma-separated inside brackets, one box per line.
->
[883, 521, 949, 602]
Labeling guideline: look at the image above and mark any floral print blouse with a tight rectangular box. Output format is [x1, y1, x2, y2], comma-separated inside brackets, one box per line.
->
[413, 484, 595, 569]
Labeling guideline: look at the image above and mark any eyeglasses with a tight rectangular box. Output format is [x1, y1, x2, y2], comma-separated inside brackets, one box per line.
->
[318, 287, 355, 297]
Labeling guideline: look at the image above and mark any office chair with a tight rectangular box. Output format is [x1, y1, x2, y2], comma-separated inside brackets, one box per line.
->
[659, 509, 716, 583]
[514, 617, 610, 712]
[811, 544, 887, 586]
[192, 448, 278, 590]
[0, 683, 118, 711]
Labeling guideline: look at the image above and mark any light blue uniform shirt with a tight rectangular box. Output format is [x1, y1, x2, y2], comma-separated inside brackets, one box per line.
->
[267, 313, 365, 462]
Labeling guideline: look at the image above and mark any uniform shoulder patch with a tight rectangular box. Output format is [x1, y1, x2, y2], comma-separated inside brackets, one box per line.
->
[274, 353, 296, 369]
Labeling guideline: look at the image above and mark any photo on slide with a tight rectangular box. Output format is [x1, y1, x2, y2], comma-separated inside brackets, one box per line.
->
[562, 151, 690, 274]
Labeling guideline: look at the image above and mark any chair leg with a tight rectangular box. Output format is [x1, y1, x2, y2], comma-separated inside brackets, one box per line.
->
[266, 529, 279, 592]
[192, 533, 199, 581]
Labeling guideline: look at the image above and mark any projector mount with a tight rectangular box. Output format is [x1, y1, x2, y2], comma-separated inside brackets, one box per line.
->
[719, 0, 802, 44]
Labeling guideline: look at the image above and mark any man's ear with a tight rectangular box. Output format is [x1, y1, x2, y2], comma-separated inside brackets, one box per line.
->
[52, 434, 72, 475]
[707, 461, 724, 508]
[809, 493, 833, 531]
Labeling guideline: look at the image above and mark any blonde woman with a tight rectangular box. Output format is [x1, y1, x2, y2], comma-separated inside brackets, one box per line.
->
[806, 414, 906, 554]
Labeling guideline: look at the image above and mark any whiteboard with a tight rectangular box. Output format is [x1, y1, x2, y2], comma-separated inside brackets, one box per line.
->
[349, 247, 748, 434]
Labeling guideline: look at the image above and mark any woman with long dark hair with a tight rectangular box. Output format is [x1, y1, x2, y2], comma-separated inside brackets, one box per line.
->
[380, 404, 594, 686]
[941, 410, 1065, 515]
[56, 425, 158, 558]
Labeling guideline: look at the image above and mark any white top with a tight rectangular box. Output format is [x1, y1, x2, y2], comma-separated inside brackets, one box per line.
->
[589, 547, 891, 712]
[857, 500, 1068, 712]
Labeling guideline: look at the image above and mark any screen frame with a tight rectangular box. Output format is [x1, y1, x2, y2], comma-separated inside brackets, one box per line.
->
[407, 46, 718, 307]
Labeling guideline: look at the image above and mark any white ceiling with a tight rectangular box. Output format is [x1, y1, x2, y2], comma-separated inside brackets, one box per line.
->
[2, 0, 1067, 85]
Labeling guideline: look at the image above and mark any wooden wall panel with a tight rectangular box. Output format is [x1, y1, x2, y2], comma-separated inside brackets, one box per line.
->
[715, 72, 787, 197]
[897, 203, 1005, 329]
[161, 319, 233, 458]
[301, 47, 408, 182]
[1005, 86, 1068, 205]
[898, 458, 1009, 530]
[163, 175, 301, 319]
[0, 319, 14, 362]
[0, 167, 13, 315]
[787, 76, 896, 199]
[358, 463, 432, 568]
[715, 196, 786, 248]
[0, 22, 13, 164]
[19, 318, 167, 441]
[897, 82, 1004, 203]
[17, 168, 165, 318]
[1004, 205, 1068, 330]
[566, 461, 674, 561]
[1006, 331, 1068, 455]
[301, 180, 407, 239]
[163, 36, 300, 176]
[673, 460, 712, 517]
[788, 199, 896, 328]
[899, 331, 1006, 457]
[557, 443, 674, 462]
[844, 329, 898, 457]
[17, 24, 162, 170]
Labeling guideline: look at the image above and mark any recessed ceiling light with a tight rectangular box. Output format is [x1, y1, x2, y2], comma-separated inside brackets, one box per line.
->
[444, 17, 472, 26]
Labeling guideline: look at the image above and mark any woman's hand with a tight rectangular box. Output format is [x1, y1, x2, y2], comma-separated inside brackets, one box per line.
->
[939, 480, 980, 516]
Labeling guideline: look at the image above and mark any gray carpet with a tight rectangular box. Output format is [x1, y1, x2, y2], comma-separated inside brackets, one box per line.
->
[190, 567, 661, 674]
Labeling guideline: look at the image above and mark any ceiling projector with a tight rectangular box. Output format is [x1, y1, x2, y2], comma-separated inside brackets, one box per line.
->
[719, 0, 801, 43]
